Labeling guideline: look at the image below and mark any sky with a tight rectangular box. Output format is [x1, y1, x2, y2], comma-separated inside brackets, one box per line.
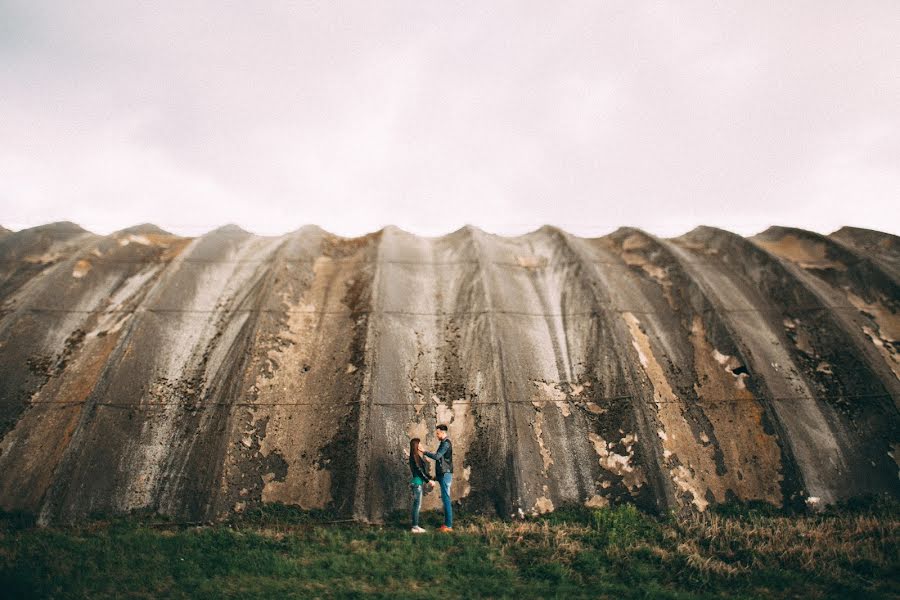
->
[1, 1, 898, 238]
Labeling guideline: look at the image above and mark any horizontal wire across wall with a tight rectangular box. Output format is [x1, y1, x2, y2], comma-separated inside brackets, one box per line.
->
[21, 391, 897, 409]
[6, 304, 880, 316]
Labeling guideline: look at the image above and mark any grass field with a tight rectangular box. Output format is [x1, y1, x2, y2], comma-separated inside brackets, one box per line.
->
[1, 498, 897, 599]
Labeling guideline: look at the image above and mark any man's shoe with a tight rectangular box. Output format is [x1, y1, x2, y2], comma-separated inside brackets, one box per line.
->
[411, 526, 426, 533]
[437, 525, 453, 533]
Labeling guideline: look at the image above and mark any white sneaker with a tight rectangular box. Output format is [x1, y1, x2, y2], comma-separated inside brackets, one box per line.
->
[411, 526, 426, 533]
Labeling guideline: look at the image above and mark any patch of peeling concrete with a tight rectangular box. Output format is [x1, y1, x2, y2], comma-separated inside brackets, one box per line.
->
[755, 234, 846, 271]
[588, 431, 645, 492]
[623, 311, 723, 510]
[245, 254, 363, 510]
[846, 292, 900, 379]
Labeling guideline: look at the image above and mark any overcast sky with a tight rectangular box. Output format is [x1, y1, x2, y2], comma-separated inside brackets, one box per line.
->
[1, 2, 897, 238]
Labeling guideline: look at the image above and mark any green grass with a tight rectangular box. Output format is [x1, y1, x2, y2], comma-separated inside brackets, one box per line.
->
[1, 499, 898, 599]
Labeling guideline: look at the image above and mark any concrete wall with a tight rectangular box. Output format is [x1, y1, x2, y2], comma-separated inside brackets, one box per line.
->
[0, 222, 896, 523]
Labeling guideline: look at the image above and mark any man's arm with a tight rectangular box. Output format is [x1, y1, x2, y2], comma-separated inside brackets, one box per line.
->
[424, 439, 448, 461]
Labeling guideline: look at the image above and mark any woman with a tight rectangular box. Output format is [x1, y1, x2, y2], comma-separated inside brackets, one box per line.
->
[409, 437, 433, 533]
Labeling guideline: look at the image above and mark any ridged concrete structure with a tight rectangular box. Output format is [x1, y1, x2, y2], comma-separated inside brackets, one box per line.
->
[0, 222, 897, 524]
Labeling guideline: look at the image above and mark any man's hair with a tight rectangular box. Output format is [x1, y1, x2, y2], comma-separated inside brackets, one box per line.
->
[436, 424, 449, 432]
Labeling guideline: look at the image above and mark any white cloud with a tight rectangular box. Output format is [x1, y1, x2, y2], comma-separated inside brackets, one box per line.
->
[1, 1, 898, 237]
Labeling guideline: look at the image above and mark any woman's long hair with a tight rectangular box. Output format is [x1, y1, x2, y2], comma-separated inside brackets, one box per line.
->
[410, 438, 426, 470]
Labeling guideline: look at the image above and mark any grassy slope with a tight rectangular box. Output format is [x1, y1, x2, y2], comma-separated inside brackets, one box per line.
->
[1, 500, 897, 599]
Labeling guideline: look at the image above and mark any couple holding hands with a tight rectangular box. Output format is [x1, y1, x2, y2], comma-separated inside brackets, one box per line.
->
[408, 424, 453, 533]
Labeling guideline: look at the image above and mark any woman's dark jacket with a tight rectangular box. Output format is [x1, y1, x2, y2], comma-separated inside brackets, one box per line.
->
[409, 454, 432, 483]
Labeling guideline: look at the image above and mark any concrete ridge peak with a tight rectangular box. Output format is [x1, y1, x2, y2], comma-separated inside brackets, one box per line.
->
[117, 223, 175, 236]
[751, 225, 821, 241]
[831, 225, 900, 241]
[209, 223, 251, 235]
[23, 221, 89, 235]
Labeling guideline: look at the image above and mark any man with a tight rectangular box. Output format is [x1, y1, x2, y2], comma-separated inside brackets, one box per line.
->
[424, 424, 453, 532]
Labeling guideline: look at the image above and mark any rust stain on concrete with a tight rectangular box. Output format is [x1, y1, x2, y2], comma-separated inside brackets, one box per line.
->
[623, 311, 725, 510]
[690, 316, 783, 505]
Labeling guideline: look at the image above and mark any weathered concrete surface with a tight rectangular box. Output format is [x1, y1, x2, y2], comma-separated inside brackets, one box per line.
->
[0, 222, 897, 524]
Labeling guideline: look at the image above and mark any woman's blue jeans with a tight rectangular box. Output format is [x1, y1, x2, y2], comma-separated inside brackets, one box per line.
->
[439, 473, 453, 528]
[411, 483, 423, 527]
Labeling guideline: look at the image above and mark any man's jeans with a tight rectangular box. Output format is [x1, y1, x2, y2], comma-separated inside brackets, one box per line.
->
[411, 483, 423, 527]
[439, 473, 453, 528]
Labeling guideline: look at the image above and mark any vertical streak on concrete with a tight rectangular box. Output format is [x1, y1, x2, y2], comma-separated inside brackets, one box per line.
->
[36, 233, 199, 524]
[525, 232, 574, 385]
[157, 235, 290, 520]
[466, 226, 523, 517]
[557, 229, 678, 512]
[351, 230, 386, 522]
